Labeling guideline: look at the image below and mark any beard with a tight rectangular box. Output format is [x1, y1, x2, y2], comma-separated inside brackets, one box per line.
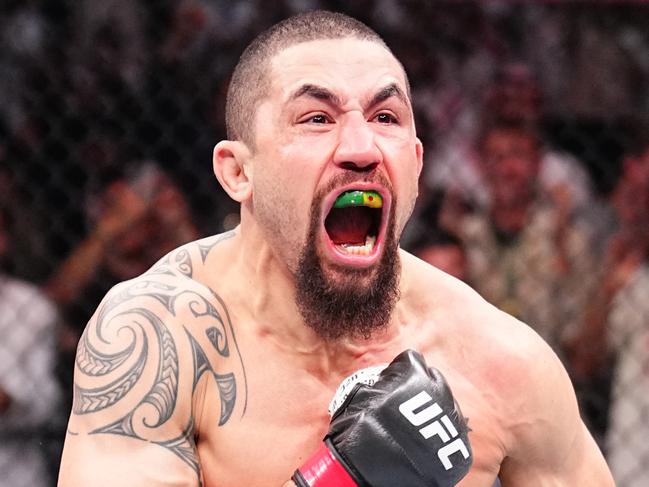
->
[294, 174, 401, 341]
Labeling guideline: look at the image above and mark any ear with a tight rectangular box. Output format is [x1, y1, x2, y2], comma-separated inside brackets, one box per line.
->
[213, 140, 253, 202]
[415, 137, 424, 178]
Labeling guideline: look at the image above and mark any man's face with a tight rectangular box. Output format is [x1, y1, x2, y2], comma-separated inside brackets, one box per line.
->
[482, 129, 540, 208]
[247, 38, 422, 338]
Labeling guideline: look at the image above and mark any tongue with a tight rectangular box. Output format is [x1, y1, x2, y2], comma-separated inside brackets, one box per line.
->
[325, 207, 372, 245]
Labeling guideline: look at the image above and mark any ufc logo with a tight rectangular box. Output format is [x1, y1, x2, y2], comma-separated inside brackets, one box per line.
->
[399, 390, 470, 470]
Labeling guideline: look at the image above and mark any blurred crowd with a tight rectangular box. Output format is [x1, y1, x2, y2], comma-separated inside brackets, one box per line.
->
[0, 1, 648, 486]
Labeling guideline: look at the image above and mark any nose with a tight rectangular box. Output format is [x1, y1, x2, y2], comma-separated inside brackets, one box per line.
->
[333, 112, 381, 171]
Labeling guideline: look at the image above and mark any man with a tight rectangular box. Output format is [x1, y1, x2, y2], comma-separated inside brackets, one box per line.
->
[58, 11, 613, 486]
[439, 120, 597, 353]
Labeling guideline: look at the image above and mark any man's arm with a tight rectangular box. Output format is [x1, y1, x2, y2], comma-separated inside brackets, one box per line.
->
[58, 276, 206, 487]
[498, 330, 614, 486]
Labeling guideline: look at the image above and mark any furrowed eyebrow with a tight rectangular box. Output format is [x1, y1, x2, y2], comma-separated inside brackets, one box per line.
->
[366, 83, 409, 111]
[288, 84, 343, 107]
[287, 82, 409, 113]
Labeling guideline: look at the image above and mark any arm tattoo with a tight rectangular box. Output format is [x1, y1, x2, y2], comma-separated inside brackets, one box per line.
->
[208, 289, 248, 415]
[158, 416, 200, 475]
[74, 306, 178, 422]
[71, 266, 247, 479]
[186, 330, 237, 425]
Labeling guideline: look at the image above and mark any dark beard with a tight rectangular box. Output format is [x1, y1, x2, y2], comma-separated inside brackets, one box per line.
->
[295, 177, 401, 341]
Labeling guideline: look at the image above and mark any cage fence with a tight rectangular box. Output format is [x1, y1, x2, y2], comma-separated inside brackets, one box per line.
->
[0, 1, 648, 486]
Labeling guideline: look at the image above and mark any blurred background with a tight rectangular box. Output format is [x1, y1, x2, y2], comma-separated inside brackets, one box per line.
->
[0, 1, 648, 486]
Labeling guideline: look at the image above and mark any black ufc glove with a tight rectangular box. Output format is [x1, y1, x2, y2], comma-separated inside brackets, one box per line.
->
[292, 349, 472, 487]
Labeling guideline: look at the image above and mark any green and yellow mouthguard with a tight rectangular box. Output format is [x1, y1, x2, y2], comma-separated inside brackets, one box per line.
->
[333, 190, 383, 209]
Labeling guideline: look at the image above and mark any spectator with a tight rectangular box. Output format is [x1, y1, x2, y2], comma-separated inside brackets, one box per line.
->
[440, 119, 596, 353]
[45, 162, 199, 404]
[567, 138, 649, 487]
[47, 161, 199, 307]
[0, 205, 62, 487]
[427, 62, 596, 213]
[484, 64, 595, 210]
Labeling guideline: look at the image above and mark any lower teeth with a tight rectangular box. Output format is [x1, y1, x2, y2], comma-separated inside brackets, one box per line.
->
[338, 235, 376, 256]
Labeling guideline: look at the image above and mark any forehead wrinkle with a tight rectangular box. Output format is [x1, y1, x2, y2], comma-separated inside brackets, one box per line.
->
[284, 81, 410, 116]
[270, 39, 411, 112]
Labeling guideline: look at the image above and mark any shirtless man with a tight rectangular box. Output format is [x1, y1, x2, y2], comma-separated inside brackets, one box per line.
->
[58, 11, 614, 487]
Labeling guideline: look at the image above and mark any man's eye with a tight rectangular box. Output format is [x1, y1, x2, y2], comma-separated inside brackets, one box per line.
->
[304, 114, 331, 124]
[374, 112, 398, 124]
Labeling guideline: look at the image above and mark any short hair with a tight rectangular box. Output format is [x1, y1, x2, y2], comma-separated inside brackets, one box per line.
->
[225, 10, 407, 147]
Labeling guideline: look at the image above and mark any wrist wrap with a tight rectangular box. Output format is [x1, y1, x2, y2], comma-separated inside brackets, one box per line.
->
[292, 442, 359, 487]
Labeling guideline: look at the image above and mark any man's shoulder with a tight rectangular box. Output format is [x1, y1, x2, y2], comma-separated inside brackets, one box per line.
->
[401, 249, 500, 330]
[441, 286, 576, 458]
[142, 231, 237, 283]
[73, 233, 245, 437]
[99, 240, 233, 329]
[401, 250, 558, 388]
[459, 300, 556, 398]
[90, 230, 241, 360]
[101, 231, 235, 303]
[446, 279, 562, 396]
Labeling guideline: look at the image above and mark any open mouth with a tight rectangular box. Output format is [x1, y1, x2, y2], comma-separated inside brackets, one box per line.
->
[323, 189, 385, 259]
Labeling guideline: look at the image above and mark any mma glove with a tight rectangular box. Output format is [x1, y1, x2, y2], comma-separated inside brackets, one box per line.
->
[292, 349, 472, 487]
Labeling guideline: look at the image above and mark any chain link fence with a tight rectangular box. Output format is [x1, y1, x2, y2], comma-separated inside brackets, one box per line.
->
[0, 1, 648, 486]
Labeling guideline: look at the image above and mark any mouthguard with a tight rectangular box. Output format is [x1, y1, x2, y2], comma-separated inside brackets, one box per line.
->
[333, 190, 383, 209]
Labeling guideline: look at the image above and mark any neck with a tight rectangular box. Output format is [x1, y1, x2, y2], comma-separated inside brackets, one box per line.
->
[230, 210, 406, 371]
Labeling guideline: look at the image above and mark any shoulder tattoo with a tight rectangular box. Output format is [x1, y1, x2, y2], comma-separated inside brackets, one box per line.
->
[146, 231, 235, 279]
[196, 231, 236, 264]
[71, 273, 246, 478]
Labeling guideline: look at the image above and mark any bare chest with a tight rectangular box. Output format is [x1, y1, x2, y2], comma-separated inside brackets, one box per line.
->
[194, 352, 505, 487]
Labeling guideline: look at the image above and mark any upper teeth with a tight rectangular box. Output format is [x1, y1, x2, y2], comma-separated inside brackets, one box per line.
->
[337, 235, 376, 256]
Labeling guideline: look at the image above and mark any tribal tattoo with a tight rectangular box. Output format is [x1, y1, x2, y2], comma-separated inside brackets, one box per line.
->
[147, 232, 235, 278]
[71, 236, 245, 480]
[196, 231, 236, 264]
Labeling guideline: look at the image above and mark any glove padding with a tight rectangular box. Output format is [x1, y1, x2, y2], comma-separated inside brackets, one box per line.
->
[294, 349, 472, 487]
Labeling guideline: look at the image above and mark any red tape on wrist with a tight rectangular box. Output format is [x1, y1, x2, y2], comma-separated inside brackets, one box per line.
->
[297, 443, 358, 487]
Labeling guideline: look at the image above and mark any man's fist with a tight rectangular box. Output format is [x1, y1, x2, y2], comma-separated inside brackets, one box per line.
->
[292, 350, 472, 487]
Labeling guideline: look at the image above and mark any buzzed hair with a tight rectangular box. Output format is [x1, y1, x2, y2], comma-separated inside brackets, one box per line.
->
[225, 10, 408, 147]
